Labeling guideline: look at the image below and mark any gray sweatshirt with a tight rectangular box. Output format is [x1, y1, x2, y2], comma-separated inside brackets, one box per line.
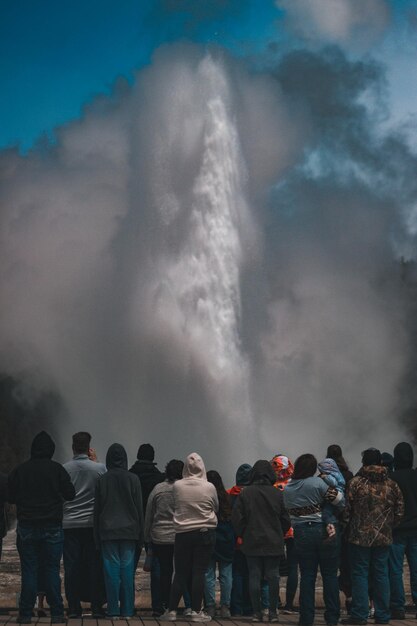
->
[145, 480, 177, 544]
[63, 454, 106, 529]
[172, 452, 218, 534]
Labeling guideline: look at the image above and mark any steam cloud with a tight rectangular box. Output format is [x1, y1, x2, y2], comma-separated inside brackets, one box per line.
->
[1, 43, 416, 479]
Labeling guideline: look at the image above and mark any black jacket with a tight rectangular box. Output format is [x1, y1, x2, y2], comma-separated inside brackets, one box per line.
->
[94, 443, 144, 545]
[8, 431, 75, 525]
[129, 459, 165, 511]
[391, 442, 417, 537]
[231, 460, 291, 557]
[0, 472, 7, 538]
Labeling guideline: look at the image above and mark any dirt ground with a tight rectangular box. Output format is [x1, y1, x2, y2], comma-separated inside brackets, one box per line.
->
[0, 530, 414, 612]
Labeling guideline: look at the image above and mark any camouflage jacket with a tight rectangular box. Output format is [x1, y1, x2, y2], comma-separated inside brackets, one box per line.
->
[344, 465, 404, 547]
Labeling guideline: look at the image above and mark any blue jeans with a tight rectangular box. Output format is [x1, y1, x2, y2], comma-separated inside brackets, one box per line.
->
[350, 543, 390, 623]
[294, 523, 340, 626]
[389, 535, 417, 611]
[17, 523, 64, 618]
[204, 558, 233, 607]
[102, 540, 136, 617]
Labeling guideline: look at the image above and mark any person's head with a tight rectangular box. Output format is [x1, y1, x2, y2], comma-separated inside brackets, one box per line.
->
[183, 452, 206, 479]
[106, 443, 128, 470]
[137, 443, 155, 462]
[270, 455, 294, 483]
[362, 448, 382, 467]
[250, 460, 276, 485]
[381, 452, 394, 472]
[72, 431, 91, 455]
[207, 469, 232, 521]
[31, 431, 55, 459]
[393, 442, 414, 470]
[293, 454, 317, 479]
[326, 444, 349, 472]
[165, 459, 184, 482]
[235, 463, 252, 487]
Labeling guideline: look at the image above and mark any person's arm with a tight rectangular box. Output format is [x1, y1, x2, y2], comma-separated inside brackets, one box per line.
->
[393, 483, 404, 527]
[144, 485, 156, 544]
[279, 495, 291, 537]
[0, 473, 7, 502]
[134, 476, 144, 548]
[59, 466, 76, 501]
[7, 469, 17, 504]
[93, 481, 101, 549]
[231, 493, 246, 538]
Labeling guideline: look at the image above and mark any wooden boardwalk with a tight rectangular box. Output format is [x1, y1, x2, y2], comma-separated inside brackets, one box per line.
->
[0, 613, 416, 626]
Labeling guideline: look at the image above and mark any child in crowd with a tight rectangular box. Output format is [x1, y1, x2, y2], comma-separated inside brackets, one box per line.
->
[317, 458, 345, 527]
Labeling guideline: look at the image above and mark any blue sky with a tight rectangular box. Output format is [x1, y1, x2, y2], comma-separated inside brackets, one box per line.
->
[1, 0, 416, 153]
[0, 0, 279, 152]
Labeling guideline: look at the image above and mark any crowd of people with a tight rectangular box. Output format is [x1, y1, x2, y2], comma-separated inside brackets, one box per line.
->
[0, 431, 416, 626]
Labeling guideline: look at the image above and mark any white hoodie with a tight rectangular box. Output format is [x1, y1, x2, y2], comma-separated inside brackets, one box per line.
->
[172, 452, 218, 533]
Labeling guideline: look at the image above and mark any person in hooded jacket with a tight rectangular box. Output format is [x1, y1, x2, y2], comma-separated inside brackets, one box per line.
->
[388, 442, 417, 619]
[129, 443, 165, 616]
[232, 460, 291, 623]
[8, 431, 76, 624]
[228, 464, 255, 616]
[161, 452, 218, 623]
[342, 448, 404, 626]
[94, 443, 144, 619]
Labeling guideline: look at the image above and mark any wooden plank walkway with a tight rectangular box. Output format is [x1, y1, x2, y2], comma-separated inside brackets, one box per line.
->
[0, 614, 416, 626]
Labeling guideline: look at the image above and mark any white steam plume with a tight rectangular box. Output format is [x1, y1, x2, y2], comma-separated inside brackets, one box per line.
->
[0, 44, 414, 480]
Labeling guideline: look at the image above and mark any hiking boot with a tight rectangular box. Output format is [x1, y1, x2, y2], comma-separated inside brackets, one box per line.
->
[205, 606, 216, 617]
[269, 611, 279, 623]
[220, 606, 231, 618]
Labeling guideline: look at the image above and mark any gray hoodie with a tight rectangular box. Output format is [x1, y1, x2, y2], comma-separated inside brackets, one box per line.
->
[172, 453, 218, 533]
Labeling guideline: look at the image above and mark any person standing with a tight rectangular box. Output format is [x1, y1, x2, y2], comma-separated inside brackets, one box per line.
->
[161, 452, 218, 623]
[342, 448, 404, 626]
[130, 443, 165, 615]
[388, 442, 417, 619]
[283, 453, 344, 626]
[94, 443, 143, 619]
[63, 432, 107, 617]
[8, 431, 76, 624]
[144, 459, 184, 612]
[232, 460, 291, 623]
[204, 470, 235, 618]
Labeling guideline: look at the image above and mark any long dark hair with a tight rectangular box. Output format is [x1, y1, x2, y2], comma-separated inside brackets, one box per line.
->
[293, 454, 317, 479]
[207, 470, 232, 522]
[326, 444, 349, 473]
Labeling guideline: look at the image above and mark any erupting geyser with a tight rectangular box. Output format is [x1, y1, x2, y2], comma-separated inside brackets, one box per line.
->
[1, 45, 415, 479]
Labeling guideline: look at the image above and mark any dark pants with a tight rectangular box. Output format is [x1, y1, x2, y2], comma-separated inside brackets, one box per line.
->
[63, 527, 105, 614]
[294, 523, 340, 626]
[17, 523, 64, 619]
[152, 543, 174, 610]
[246, 555, 280, 615]
[285, 537, 299, 608]
[169, 529, 215, 612]
[230, 550, 269, 615]
[389, 535, 417, 611]
[350, 543, 390, 623]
